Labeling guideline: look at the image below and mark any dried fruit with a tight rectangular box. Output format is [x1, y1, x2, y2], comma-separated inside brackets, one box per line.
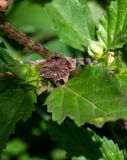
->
[40, 55, 76, 84]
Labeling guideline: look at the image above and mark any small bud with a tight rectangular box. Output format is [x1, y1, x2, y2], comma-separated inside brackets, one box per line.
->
[88, 40, 104, 59]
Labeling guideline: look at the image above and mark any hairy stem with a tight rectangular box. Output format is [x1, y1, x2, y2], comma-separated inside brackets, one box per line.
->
[0, 15, 79, 76]
[0, 15, 52, 59]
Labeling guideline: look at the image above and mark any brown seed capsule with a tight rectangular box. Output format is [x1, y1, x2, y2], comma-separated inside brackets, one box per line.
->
[0, 0, 12, 13]
[40, 54, 76, 84]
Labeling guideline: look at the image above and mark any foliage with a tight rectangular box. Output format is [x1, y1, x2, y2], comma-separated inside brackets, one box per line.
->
[97, 0, 127, 50]
[0, 47, 37, 157]
[46, 0, 95, 51]
[0, 0, 127, 160]
[45, 66, 127, 126]
[47, 120, 124, 160]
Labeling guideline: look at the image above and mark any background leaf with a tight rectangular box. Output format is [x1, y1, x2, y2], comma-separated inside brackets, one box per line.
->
[95, 135, 124, 160]
[7, 1, 52, 34]
[47, 121, 101, 160]
[0, 84, 36, 157]
[97, 0, 127, 50]
[0, 48, 37, 157]
[46, 0, 95, 51]
[87, 0, 104, 27]
[48, 120, 124, 160]
[0, 47, 39, 87]
[0, 47, 15, 72]
[45, 66, 127, 126]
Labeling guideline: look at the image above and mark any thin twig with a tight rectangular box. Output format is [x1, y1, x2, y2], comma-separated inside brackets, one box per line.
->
[0, 15, 79, 76]
[0, 15, 52, 59]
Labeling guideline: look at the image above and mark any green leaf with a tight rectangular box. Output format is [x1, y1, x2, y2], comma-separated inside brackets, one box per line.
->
[116, 68, 127, 87]
[0, 47, 38, 157]
[7, 1, 52, 34]
[95, 135, 124, 160]
[7, 64, 40, 87]
[47, 121, 124, 160]
[0, 86, 36, 156]
[47, 121, 102, 159]
[46, 0, 95, 51]
[0, 38, 22, 61]
[0, 48, 15, 72]
[97, 0, 127, 50]
[87, 0, 104, 27]
[0, 47, 39, 87]
[72, 156, 88, 160]
[44, 40, 72, 56]
[45, 66, 127, 126]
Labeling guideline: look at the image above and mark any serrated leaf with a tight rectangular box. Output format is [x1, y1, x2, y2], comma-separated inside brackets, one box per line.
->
[0, 86, 36, 157]
[46, 0, 95, 51]
[47, 121, 102, 159]
[45, 66, 127, 126]
[94, 135, 124, 160]
[48, 121, 124, 160]
[97, 0, 127, 50]
[0, 47, 38, 157]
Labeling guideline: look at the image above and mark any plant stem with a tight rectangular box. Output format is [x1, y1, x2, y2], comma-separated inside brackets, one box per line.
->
[0, 15, 52, 59]
[0, 16, 79, 76]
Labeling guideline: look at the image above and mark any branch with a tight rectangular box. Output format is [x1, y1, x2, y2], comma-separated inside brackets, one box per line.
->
[0, 15, 79, 76]
[0, 15, 52, 59]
